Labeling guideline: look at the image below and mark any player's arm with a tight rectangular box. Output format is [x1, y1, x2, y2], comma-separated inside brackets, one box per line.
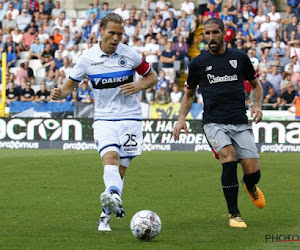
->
[249, 77, 263, 124]
[160, 54, 176, 63]
[173, 88, 196, 141]
[50, 78, 79, 100]
[120, 68, 158, 96]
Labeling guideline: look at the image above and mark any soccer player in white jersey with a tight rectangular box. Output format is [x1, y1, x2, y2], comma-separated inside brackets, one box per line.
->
[50, 13, 158, 231]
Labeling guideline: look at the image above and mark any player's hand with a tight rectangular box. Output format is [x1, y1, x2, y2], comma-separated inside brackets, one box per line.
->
[50, 87, 62, 100]
[120, 83, 141, 96]
[251, 105, 263, 124]
[173, 120, 188, 141]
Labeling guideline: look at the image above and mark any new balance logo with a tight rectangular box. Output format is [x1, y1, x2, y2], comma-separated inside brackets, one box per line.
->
[205, 66, 212, 71]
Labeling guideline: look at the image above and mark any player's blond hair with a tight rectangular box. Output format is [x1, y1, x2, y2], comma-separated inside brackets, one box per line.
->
[100, 13, 124, 29]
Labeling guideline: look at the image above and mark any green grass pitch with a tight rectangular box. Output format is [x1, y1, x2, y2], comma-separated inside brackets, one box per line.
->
[0, 149, 299, 249]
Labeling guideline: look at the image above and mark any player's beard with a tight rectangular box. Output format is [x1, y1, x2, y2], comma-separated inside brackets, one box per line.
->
[208, 39, 224, 53]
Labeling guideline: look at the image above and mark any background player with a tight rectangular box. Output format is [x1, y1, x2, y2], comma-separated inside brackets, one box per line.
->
[51, 13, 158, 231]
[173, 18, 265, 228]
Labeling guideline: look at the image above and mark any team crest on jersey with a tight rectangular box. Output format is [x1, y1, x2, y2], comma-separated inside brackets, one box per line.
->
[118, 56, 127, 67]
[213, 140, 218, 148]
[229, 60, 237, 68]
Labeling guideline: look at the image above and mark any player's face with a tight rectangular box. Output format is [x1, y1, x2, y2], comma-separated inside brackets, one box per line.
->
[204, 23, 225, 55]
[99, 21, 124, 55]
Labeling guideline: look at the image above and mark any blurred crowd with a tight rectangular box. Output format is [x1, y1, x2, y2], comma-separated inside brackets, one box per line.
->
[0, 0, 300, 112]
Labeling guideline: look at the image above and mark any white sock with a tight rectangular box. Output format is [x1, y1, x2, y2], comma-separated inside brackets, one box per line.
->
[101, 210, 111, 218]
[103, 165, 123, 196]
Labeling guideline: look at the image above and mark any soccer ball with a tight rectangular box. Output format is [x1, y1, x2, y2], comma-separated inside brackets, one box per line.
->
[130, 210, 162, 241]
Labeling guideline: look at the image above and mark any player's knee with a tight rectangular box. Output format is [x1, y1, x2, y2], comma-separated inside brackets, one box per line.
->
[102, 151, 120, 166]
[241, 158, 260, 174]
[219, 145, 237, 163]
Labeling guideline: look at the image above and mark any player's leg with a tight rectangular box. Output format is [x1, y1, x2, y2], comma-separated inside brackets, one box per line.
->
[97, 149, 125, 231]
[203, 124, 246, 227]
[118, 121, 143, 206]
[102, 151, 122, 196]
[100, 149, 126, 219]
[119, 158, 132, 198]
[100, 120, 142, 221]
[230, 124, 265, 209]
[241, 158, 265, 208]
[93, 121, 124, 231]
[98, 155, 131, 232]
[218, 145, 246, 227]
[96, 151, 119, 231]
[119, 165, 126, 179]
[218, 145, 240, 214]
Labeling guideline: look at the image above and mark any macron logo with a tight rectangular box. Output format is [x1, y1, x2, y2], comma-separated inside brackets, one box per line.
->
[205, 66, 212, 71]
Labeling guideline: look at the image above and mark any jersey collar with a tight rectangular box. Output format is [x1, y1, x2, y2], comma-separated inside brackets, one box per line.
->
[98, 41, 122, 57]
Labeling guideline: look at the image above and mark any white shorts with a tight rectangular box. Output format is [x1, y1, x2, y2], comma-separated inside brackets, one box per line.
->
[93, 120, 143, 161]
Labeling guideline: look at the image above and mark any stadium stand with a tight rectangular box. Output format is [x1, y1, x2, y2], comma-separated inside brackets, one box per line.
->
[29, 59, 42, 76]
[0, 0, 299, 113]
[65, 9, 77, 19]
[19, 51, 30, 60]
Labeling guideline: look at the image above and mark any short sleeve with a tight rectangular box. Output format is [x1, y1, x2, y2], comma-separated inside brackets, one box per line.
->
[241, 53, 258, 81]
[186, 59, 199, 89]
[130, 47, 143, 68]
[69, 54, 87, 82]
[135, 58, 151, 76]
[132, 48, 151, 76]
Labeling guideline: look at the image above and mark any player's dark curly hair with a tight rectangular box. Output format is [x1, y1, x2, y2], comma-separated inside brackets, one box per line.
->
[204, 18, 225, 32]
[100, 13, 124, 29]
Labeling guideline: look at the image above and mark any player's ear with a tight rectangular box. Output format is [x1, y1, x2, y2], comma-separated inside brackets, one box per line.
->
[99, 27, 103, 36]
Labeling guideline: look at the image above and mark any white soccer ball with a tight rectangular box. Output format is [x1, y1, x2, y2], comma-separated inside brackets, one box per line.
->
[130, 210, 162, 241]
